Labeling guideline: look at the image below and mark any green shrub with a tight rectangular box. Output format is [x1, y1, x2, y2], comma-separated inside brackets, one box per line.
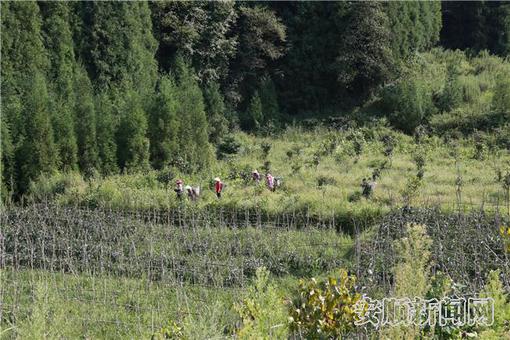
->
[436, 64, 463, 113]
[501, 225, 510, 254]
[235, 267, 288, 339]
[153, 320, 184, 339]
[156, 167, 175, 185]
[382, 78, 435, 133]
[493, 73, 510, 113]
[28, 171, 86, 202]
[317, 175, 337, 187]
[260, 141, 272, 159]
[382, 223, 432, 339]
[217, 135, 241, 160]
[401, 176, 422, 206]
[479, 270, 510, 338]
[288, 269, 361, 338]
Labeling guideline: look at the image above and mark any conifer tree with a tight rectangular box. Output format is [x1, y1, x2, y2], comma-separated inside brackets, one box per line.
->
[74, 65, 98, 175]
[95, 91, 118, 175]
[174, 56, 212, 171]
[17, 73, 57, 193]
[203, 81, 228, 145]
[116, 90, 150, 172]
[149, 75, 179, 169]
[242, 91, 264, 131]
[40, 2, 78, 171]
[1, 120, 14, 201]
[336, 2, 392, 99]
[437, 64, 462, 113]
[259, 76, 280, 124]
[83, 2, 158, 97]
[2, 2, 51, 195]
[385, 2, 441, 59]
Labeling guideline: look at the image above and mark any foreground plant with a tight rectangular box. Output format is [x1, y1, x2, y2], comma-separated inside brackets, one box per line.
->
[235, 267, 288, 339]
[288, 269, 361, 338]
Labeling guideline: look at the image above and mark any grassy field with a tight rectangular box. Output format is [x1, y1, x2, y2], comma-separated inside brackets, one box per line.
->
[29, 125, 510, 218]
[0, 269, 239, 339]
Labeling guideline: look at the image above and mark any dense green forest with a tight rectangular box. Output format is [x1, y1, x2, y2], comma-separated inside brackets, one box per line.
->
[1, 1, 509, 200]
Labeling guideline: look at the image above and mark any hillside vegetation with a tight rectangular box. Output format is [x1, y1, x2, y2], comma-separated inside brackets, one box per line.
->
[30, 123, 510, 218]
[2, 2, 510, 339]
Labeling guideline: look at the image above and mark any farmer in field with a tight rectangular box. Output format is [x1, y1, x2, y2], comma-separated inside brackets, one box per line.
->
[368, 177, 377, 195]
[361, 178, 369, 197]
[361, 177, 376, 198]
[252, 169, 261, 183]
[266, 172, 275, 192]
[174, 179, 184, 200]
[274, 176, 282, 190]
[186, 185, 200, 201]
[214, 177, 223, 198]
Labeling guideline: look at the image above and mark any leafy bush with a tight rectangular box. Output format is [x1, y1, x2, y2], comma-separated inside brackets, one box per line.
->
[393, 224, 432, 297]
[156, 167, 175, 185]
[288, 269, 361, 338]
[435, 64, 463, 113]
[217, 135, 241, 160]
[382, 224, 432, 338]
[492, 73, 510, 113]
[381, 78, 435, 133]
[501, 225, 510, 254]
[479, 270, 510, 338]
[28, 171, 86, 202]
[235, 267, 287, 339]
[401, 176, 422, 206]
[153, 320, 184, 339]
[260, 141, 272, 159]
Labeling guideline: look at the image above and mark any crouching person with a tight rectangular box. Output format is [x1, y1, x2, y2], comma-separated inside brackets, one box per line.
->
[186, 185, 200, 201]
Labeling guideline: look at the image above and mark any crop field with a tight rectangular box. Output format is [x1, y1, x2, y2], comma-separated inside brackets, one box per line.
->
[0, 204, 354, 338]
[1, 202, 508, 338]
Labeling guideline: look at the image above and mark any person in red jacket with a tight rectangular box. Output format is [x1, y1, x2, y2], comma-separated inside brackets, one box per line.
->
[214, 177, 223, 198]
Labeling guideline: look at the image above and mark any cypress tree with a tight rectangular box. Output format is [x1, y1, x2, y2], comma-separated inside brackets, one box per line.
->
[242, 91, 264, 131]
[1, 120, 14, 201]
[259, 76, 280, 124]
[493, 73, 510, 113]
[17, 73, 57, 193]
[149, 75, 179, 169]
[95, 91, 118, 175]
[116, 90, 150, 172]
[336, 2, 393, 99]
[437, 64, 463, 113]
[174, 56, 212, 172]
[1, 2, 51, 195]
[74, 65, 98, 175]
[40, 2, 78, 171]
[84, 2, 158, 97]
[203, 81, 228, 145]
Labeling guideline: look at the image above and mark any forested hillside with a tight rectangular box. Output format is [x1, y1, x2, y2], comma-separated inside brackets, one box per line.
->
[2, 2, 510, 338]
[1, 1, 509, 200]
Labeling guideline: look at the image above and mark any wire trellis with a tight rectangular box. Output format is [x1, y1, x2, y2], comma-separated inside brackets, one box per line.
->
[0, 202, 354, 338]
[1, 202, 508, 338]
[356, 206, 510, 294]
